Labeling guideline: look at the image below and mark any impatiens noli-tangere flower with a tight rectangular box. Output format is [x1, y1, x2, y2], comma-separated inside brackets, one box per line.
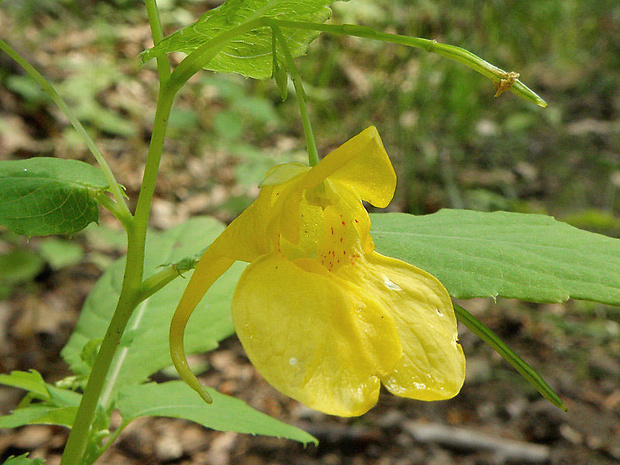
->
[170, 127, 466, 417]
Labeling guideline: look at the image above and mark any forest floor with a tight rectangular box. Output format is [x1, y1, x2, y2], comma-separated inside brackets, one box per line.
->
[0, 266, 619, 464]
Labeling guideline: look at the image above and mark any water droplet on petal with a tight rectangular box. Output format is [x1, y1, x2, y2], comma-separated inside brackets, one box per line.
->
[384, 278, 402, 291]
[289, 357, 298, 366]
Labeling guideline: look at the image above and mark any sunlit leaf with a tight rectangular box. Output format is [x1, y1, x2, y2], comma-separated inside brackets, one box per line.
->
[141, 0, 333, 79]
[0, 158, 108, 236]
[371, 209, 620, 305]
[118, 381, 316, 444]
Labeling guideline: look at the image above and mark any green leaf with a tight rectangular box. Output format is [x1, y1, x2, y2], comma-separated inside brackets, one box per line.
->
[371, 209, 620, 305]
[38, 238, 84, 270]
[61, 217, 244, 396]
[0, 405, 76, 429]
[118, 381, 316, 445]
[46, 385, 82, 408]
[0, 158, 109, 236]
[0, 406, 53, 428]
[0, 370, 50, 400]
[2, 453, 45, 465]
[141, 0, 333, 79]
[0, 248, 45, 294]
[0, 370, 82, 429]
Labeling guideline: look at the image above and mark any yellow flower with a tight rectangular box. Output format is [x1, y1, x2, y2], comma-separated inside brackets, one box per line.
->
[170, 127, 465, 417]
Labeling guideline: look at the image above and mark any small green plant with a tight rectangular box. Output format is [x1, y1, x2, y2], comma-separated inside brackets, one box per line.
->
[1, 1, 619, 464]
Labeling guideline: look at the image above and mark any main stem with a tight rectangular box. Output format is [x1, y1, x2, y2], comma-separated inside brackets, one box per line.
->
[59, 78, 176, 465]
[59, 270, 140, 465]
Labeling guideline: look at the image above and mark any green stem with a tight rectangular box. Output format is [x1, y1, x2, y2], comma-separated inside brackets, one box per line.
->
[273, 26, 319, 166]
[0, 38, 132, 218]
[144, 0, 171, 82]
[59, 88, 174, 464]
[96, 193, 132, 231]
[93, 419, 131, 462]
[138, 265, 184, 302]
[60, 12, 180, 465]
[454, 304, 567, 411]
[59, 266, 141, 465]
[265, 19, 547, 108]
[131, 85, 176, 282]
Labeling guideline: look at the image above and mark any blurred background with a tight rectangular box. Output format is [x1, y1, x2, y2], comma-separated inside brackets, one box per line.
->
[0, 0, 619, 463]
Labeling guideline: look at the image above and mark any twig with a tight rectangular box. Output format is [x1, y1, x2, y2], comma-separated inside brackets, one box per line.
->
[404, 420, 550, 463]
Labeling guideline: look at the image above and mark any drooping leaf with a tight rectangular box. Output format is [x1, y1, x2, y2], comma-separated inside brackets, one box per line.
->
[141, 0, 333, 79]
[61, 217, 244, 396]
[371, 209, 620, 305]
[0, 158, 109, 236]
[118, 381, 316, 445]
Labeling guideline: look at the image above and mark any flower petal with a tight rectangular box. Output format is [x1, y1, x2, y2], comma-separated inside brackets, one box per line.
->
[212, 183, 288, 262]
[336, 253, 466, 400]
[298, 127, 397, 208]
[259, 162, 310, 187]
[170, 253, 236, 404]
[232, 253, 402, 416]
